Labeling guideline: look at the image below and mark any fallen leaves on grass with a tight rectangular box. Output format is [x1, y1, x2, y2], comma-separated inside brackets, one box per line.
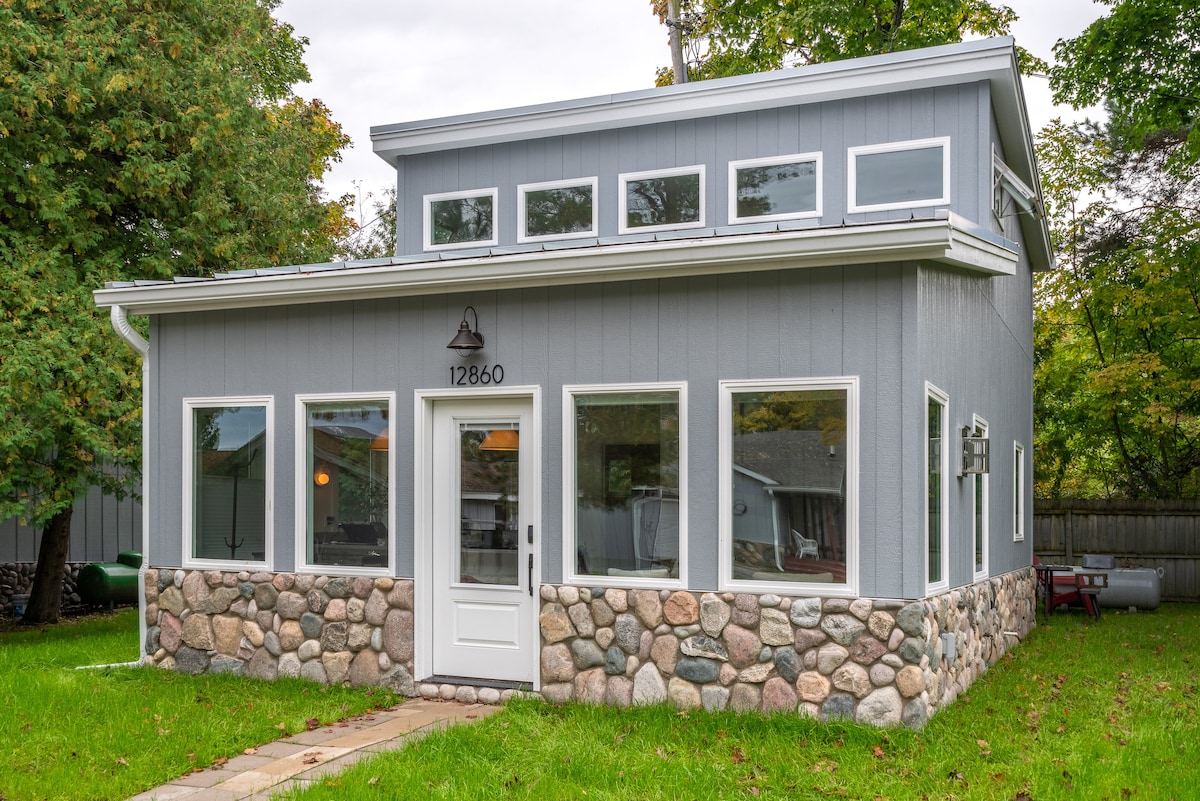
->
[305, 717, 321, 730]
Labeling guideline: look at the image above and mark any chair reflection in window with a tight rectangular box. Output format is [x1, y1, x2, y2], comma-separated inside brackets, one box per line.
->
[631, 487, 679, 574]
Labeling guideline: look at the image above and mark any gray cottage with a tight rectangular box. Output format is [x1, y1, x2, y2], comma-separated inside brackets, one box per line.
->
[95, 37, 1046, 727]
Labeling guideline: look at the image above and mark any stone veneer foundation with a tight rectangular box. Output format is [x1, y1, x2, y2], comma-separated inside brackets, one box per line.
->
[143, 566, 1035, 728]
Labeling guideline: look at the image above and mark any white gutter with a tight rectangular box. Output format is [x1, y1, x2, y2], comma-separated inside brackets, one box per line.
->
[94, 216, 1019, 316]
[107, 305, 149, 668]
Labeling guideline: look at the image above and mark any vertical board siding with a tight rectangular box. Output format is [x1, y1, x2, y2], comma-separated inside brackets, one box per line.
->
[396, 88, 990, 254]
[151, 265, 912, 597]
[1033, 501, 1200, 601]
[0, 485, 141, 564]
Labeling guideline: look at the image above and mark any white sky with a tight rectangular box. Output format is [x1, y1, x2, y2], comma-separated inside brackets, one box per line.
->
[273, 0, 1107, 206]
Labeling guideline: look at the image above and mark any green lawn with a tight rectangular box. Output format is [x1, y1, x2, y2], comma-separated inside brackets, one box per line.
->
[2, 605, 1196, 800]
[279, 605, 1199, 801]
[0, 609, 399, 801]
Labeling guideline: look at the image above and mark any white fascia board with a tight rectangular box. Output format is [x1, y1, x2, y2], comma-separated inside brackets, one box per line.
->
[372, 39, 1021, 161]
[94, 219, 1017, 316]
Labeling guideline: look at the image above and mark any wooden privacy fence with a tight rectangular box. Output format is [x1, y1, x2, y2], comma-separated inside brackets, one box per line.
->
[1034, 500, 1200, 602]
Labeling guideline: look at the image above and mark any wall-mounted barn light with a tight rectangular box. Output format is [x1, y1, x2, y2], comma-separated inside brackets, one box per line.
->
[446, 305, 484, 355]
[961, 426, 990, 475]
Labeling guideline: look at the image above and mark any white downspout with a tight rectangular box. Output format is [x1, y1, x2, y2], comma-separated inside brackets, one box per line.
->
[89, 305, 151, 669]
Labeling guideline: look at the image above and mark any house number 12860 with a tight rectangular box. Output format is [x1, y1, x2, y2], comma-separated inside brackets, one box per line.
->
[450, 364, 504, 386]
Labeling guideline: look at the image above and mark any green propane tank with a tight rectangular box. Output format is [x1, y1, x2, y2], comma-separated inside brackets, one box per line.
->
[77, 551, 142, 607]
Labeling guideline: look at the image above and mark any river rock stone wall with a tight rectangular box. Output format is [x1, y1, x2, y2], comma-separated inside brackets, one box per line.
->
[144, 565, 1035, 728]
[536, 568, 1036, 727]
[1, 562, 87, 616]
[142, 568, 420, 695]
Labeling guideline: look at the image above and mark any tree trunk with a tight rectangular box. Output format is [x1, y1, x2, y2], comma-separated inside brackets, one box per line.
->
[22, 505, 74, 625]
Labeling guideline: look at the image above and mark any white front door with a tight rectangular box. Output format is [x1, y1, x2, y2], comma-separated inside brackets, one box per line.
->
[429, 397, 537, 683]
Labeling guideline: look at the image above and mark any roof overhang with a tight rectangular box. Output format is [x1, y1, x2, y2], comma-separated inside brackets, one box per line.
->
[94, 214, 1017, 316]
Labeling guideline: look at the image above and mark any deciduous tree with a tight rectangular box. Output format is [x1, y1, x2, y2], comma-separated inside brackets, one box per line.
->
[0, 0, 350, 622]
[650, 0, 1041, 83]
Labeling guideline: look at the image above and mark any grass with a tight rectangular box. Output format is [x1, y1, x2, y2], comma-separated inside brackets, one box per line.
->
[0, 609, 399, 801]
[278, 605, 1200, 801]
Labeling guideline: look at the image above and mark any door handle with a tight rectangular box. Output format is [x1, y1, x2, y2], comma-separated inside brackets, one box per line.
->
[527, 525, 533, 544]
[528, 553, 534, 597]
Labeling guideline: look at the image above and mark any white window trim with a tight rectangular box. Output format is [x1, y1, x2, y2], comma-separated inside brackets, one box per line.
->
[516, 177, 599, 243]
[848, 137, 951, 214]
[422, 187, 499, 251]
[719, 377, 859, 598]
[562, 382, 688, 589]
[727, 152, 822, 224]
[618, 165, 706, 235]
[1013, 441, 1025, 542]
[972, 415, 989, 582]
[294, 392, 396, 576]
[925, 382, 950, 596]
[182, 395, 273, 571]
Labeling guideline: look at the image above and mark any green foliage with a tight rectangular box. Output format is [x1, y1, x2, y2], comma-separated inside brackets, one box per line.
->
[336, 186, 398, 261]
[0, 0, 350, 619]
[650, 0, 1044, 83]
[1050, 0, 1200, 164]
[1034, 119, 1200, 499]
[1036, 0, 1200, 499]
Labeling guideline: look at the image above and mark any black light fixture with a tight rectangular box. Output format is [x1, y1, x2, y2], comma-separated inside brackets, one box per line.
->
[446, 305, 484, 355]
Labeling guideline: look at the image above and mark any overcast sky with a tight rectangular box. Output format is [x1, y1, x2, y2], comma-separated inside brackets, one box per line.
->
[273, 0, 1107, 206]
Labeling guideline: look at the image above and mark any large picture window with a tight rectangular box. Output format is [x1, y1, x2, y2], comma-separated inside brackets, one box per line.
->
[298, 395, 392, 571]
[184, 398, 271, 566]
[424, 188, 497, 250]
[926, 383, 949, 593]
[848, 138, 950, 213]
[518, 178, 597, 242]
[619, 166, 705, 234]
[729, 153, 821, 223]
[564, 384, 685, 584]
[721, 379, 857, 593]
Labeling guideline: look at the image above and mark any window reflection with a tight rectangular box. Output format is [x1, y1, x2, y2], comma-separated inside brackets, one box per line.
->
[523, 184, 594, 238]
[573, 392, 680, 579]
[730, 389, 847, 585]
[624, 171, 701, 229]
[854, 145, 945, 208]
[734, 160, 817, 220]
[306, 401, 389, 568]
[192, 406, 267, 562]
[459, 424, 519, 585]
[431, 194, 494, 245]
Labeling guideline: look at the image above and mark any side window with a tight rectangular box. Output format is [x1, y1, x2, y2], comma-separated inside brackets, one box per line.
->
[972, 417, 989, 580]
[926, 383, 949, 593]
[184, 398, 271, 566]
[424, 188, 498, 250]
[298, 395, 392, 572]
[729, 153, 821, 223]
[1013, 442, 1025, 542]
[564, 384, 685, 585]
[518, 178, 597, 242]
[848, 138, 950, 213]
[721, 379, 857, 594]
[619, 166, 705, 234]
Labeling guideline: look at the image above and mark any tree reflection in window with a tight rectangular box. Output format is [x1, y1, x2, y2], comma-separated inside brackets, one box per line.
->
[573, 392, 680, 577]
[523, 184, 594, 238]
[431, 194, 494, 245]
[625, 172, 701, 229]
[734, 160, 816, 220]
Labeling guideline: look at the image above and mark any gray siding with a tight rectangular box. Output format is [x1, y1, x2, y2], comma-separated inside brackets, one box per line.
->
[0, 484, 141, 563]
[395, 85, 991, 256]
[917, 257, 1034, 591]
[149, 263, 924, 597]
